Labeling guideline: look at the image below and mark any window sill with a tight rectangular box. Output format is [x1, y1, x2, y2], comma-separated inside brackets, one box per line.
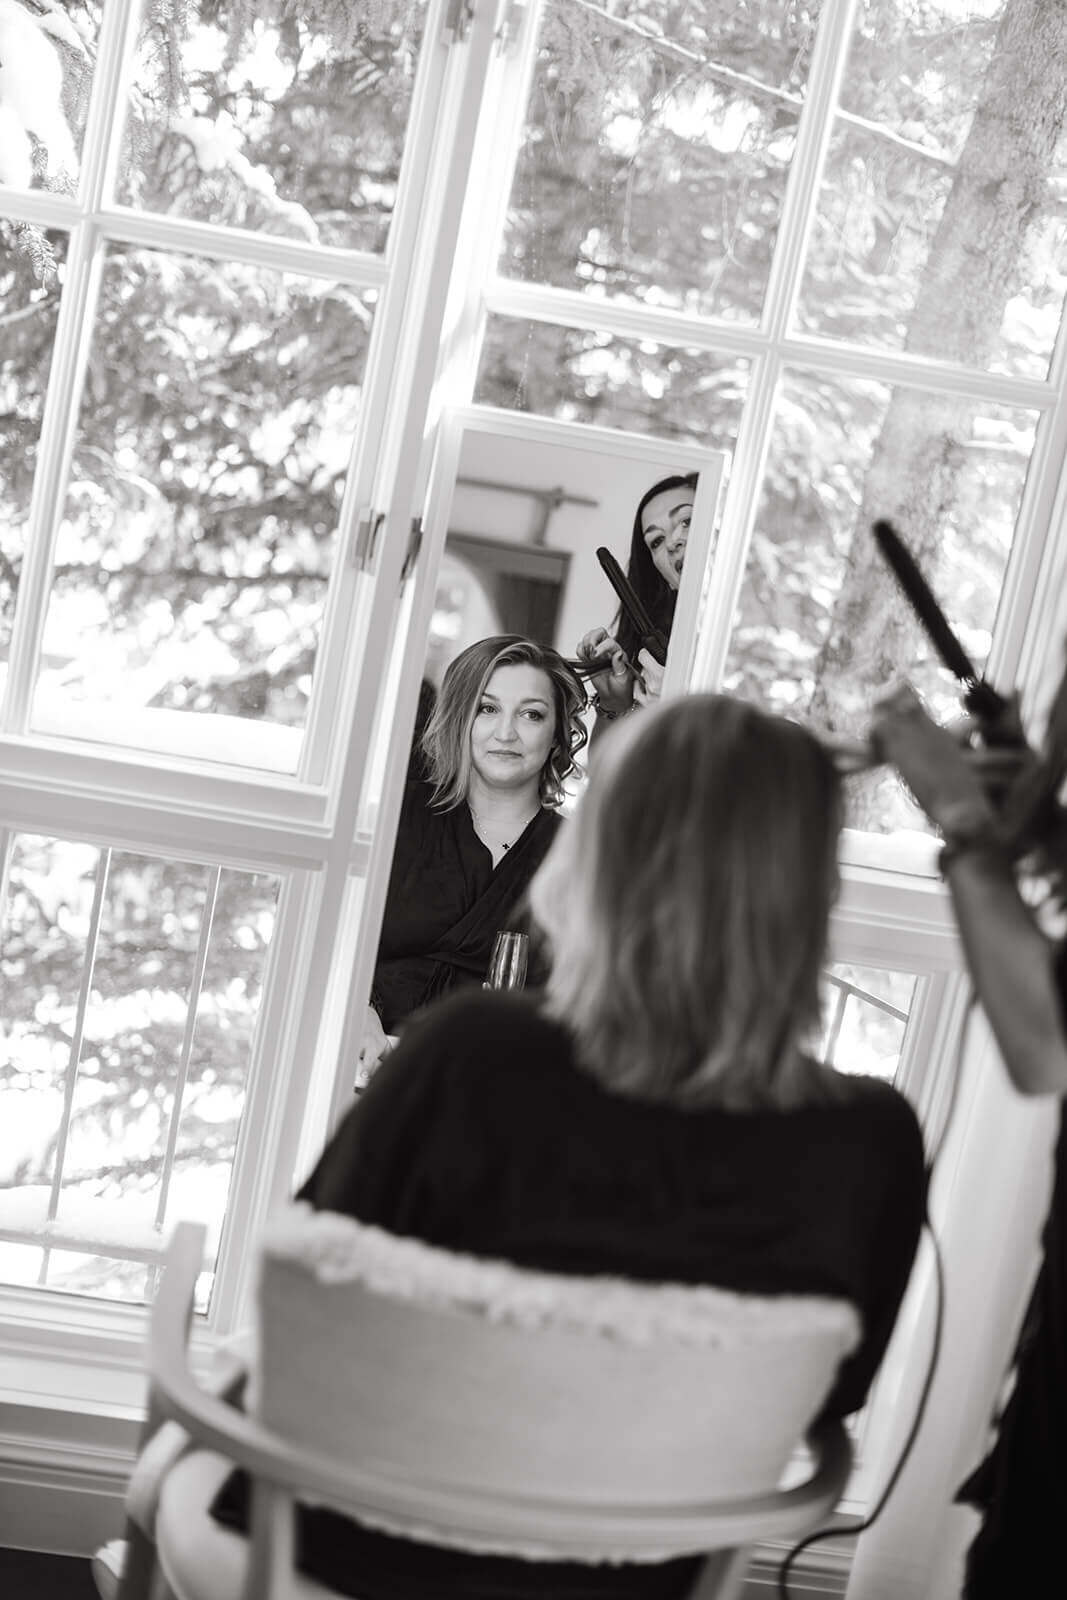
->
[833, 839, 959, 971]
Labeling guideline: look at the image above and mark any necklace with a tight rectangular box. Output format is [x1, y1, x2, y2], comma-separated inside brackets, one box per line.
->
[469, 805, 538, 852]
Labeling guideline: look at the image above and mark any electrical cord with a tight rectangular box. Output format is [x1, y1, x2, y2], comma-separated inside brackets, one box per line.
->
[776, 1222, 945, 1599]
[775, 989, 976, 1600]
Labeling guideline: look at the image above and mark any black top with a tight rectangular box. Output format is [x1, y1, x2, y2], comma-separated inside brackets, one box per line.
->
[303, 992, 926, 1422]
[959, 940, 1067, 1596]
[371, 782, 561, 1033]
[210, 991, 927, 1598]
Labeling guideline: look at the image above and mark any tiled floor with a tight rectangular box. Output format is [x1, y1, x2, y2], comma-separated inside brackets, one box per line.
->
[0, 1549, 98, 1599]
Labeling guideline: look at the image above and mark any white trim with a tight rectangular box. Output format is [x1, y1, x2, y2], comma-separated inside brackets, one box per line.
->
[0, 1437, 132, 1557]
[0, 184, 80, 228]
[82, 206, 392, 284]
[845, 1017, 1058, 1600]
[760, 0, 860, 345]
[310, 0, 527, 1139]
[483, 281, 1060, 409]
[205, 870, 327, 1335]
[830, 865, 959, 972]
[292, 0, 490, 800]
[0, 747, 329, 870]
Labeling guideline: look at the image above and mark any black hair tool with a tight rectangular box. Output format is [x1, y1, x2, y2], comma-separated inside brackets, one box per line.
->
[872, 520, 1012, 734]
[595, 546, 670, 667]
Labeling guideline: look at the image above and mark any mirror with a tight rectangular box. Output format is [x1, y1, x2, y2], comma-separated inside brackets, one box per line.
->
[352, 410, 727, 1075]
[417, 408, 727, 710]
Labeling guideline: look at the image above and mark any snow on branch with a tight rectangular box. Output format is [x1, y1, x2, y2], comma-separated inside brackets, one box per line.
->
[171, 112, 320, 242]
[0, 0, 78, 185]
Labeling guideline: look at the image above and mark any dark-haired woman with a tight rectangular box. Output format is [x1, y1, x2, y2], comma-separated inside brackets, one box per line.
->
[359, 634, 587, 1077]
[577, 472, 697, 729]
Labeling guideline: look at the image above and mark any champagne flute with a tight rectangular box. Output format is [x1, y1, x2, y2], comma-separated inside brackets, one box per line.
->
[485, 931, 529, 990]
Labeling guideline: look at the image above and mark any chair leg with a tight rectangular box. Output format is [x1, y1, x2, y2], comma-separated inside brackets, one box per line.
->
[113, 1523, 158, 1600]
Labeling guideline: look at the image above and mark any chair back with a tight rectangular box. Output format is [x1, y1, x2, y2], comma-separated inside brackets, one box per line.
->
[250, 1204, 860, 1560]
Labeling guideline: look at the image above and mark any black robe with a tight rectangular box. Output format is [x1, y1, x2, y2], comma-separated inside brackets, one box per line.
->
[371, 781, 560, 1032]
[959, 940, 1067, 1597]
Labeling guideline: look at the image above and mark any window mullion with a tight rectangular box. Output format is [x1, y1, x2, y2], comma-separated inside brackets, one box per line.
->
[757, 0, 860, 342]
[92, 206, 393, 285]
[987, 398, 1067, 705]
[427, 0, 550, 403]
[2, 217, 105, 732]
[688, 0, 859, 697]
[45, 847, 111, 1224]
[205, 866, 325, 1334]
[1, 0, 141, 734]
[687, 347, 781, 693]
[299, 3, 505, 837]
[0, 761, 331, 872]
[484, 280, 1060, 412]
[299, 0, 504, 791]
[152, 865, 221, 1231]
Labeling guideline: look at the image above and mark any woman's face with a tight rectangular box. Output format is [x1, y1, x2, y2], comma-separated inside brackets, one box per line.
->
[468, 663, 557, 794]
[641, 485, 694, 592]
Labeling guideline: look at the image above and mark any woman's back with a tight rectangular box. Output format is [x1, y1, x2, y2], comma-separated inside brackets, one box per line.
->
[307, 990, 925, 1421]
[269, 988, 924, 1599]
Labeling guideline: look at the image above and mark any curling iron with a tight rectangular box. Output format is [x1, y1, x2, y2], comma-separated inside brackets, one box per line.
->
[856, 521, 1067, 864]
[564, 546, 670, 684]
[871, 520, 1012, 732]
[596, 546, 670, 666]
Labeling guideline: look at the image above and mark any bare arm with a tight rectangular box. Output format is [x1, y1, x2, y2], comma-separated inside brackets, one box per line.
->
[940, 849, 1067, 1096]
[871, 684, 1067, 1098]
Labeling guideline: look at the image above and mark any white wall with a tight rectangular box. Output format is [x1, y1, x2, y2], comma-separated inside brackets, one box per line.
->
[447, 428, 701, 660]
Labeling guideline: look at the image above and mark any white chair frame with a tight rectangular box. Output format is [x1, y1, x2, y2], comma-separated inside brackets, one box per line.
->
[110, 1214, 857, 1600]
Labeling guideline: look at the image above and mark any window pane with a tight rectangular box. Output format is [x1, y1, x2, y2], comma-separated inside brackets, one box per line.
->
[0, 0, 97, 192]
[0, 835, 280, 1308]
[0, 227, 67, 686]
[475, 315, 748, 447]
[31, 245, 375, 755]
[722, 370, 1035, 833]
[821, 966, 917, 1082]
[799, 0, 1067, 378]
[500, 0, 821, 321]
[117, 0, 430, 254]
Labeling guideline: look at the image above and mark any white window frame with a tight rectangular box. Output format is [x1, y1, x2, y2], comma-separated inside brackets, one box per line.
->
[0, 0, 510, 1374]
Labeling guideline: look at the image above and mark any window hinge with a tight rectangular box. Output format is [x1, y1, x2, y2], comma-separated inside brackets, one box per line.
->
[441, 0, 475, 46]
[351, 507, 385, 571]
[497, 0, 527, 53]
[401, 516, 424, 583]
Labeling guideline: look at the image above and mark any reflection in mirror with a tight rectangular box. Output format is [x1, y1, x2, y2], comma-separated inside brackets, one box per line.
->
[358, 415, 725, 1076]
[423, 417, 725, 715]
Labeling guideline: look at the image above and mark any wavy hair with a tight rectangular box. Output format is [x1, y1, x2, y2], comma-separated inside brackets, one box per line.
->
[614, 472, 699, 664]
[530, 694, 843, 1109]
[421, 635, 588, 811]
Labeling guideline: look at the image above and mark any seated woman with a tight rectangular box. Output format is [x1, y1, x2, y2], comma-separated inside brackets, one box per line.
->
[248, 693, 927, 1598]
[577, 471, 697, 731]
[360, 634, 588, 1075]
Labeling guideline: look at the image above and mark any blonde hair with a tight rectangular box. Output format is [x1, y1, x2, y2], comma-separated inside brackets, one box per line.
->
[422, 636, 588, 810]
[529, 695, 842, 1109]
